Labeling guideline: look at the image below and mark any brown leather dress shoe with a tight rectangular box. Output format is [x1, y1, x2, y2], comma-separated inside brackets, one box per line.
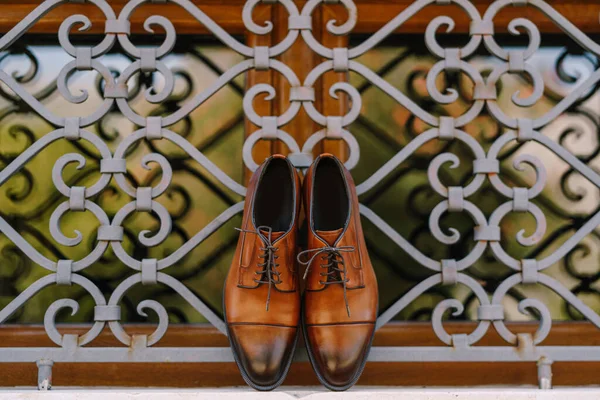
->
[224, 155, 301, 391]
[298, 154, 378, 391]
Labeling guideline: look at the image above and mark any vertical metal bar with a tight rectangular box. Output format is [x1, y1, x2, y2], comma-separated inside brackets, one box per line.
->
[537, 357, 553, 390]
[36, 359, 53, 390]
[319, 2, 350, 160]
[244, 4, 275, 184]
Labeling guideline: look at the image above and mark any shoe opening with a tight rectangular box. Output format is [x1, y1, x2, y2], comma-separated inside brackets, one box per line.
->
[312, 157, 349, 231]
[253, 158, 294, 232]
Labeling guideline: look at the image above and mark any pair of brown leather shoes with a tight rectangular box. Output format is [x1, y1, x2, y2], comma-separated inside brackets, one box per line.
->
[224, 153, 378, 391]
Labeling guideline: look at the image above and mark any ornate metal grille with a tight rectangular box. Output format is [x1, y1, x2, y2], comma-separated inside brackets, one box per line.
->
[1, 0, 600, 391]
[0, 38, 245, 324]
[354, 37, 600, 323]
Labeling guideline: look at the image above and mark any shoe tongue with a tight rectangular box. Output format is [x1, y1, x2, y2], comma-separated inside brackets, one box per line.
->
[259, 228, 284, 241]
[316, 228, 344, 246]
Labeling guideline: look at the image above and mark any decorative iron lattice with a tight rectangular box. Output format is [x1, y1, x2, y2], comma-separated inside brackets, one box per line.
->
[0, 39, 245, 324]
[1, 0, 600, 390]
[353, 39, 600, 323]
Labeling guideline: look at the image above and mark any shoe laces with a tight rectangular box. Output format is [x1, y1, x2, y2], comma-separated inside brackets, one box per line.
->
[297, 245, 355, 317]
[235, 226, 281, 311]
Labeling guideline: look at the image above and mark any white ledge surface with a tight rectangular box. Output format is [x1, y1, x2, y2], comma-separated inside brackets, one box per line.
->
[2, 387, 600, 399]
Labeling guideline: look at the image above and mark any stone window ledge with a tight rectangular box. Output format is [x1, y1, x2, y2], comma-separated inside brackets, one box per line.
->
[1, 387, 599, 399]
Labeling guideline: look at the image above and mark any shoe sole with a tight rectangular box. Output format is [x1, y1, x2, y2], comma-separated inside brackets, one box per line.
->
[301, 294, 377, 392]
[222, 287, 299, 391]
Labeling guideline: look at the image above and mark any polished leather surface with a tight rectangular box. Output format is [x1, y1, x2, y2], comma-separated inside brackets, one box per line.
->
[305, 323, 375, 388]
[228, 324, 297, 387]
[302, 154, 378, 390]
[224, 155, 301, 390]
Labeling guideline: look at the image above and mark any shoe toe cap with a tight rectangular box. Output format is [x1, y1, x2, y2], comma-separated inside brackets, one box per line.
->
[305, 323, 375, 390]
[228, 324, 297, 390]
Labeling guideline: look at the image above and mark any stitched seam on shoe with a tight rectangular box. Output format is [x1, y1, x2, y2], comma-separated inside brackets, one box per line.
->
[228, 322, 298, 328]
[304, 321, 375, 327]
